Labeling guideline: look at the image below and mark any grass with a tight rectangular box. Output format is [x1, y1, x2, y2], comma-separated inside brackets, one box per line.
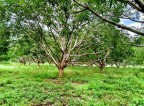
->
[0, 63, 144, 106]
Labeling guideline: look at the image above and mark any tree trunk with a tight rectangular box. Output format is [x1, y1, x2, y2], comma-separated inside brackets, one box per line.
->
[28, 62, 31, 66]
[89, 63, 93, 67]
[23, 62, 26, 65]
[58, 67, 64, 77]
[98, 61, 105, 70]
[57, 61, 67, 77]
[123, 63, 127, 68]
[100, 64, 105, 70]
[115, 61, 120, 68]
[37, 63, 40, 68]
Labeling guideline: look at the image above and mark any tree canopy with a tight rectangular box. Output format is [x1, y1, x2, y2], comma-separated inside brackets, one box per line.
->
[0, 0, 143, 76]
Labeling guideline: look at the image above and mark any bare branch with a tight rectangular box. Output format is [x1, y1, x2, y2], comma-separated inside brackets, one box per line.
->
[125, 0, 144, 13]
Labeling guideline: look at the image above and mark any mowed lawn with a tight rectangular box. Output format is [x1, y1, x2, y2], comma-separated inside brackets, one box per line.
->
[0, 63, 144, 106]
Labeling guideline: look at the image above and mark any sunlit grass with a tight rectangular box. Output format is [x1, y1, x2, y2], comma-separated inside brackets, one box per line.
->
[0, 63, 144, 106]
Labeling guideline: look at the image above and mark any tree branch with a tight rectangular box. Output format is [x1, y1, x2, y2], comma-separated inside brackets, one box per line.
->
[74, 0, 144, 36]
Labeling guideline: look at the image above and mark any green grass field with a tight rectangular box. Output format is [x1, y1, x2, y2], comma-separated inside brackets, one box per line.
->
[0, 63, 144, 106]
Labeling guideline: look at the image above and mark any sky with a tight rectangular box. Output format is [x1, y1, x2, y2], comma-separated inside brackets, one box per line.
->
[120, 18, 143, 36]
[120, 19, 142, 27]
[121, 19, 134, 26]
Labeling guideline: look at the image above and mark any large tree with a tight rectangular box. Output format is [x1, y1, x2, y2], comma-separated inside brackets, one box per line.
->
[5, 0, 98, 77]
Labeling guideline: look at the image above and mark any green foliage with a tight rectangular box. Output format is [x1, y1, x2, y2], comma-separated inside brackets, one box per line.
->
[110, 30, 134, 64]
[130, 37, 144, 65]
[131, 47, 144, 65]
[134, 36, 144, 45]
[0, 24, 10, 61]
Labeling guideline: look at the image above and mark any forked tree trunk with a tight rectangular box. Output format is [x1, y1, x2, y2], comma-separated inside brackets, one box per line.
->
[57, 61, 67, 77]
[97, 49, 110, 71]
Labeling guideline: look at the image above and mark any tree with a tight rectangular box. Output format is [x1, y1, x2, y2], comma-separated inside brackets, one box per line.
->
[78, 22, 114, 70]
[5, 0, 97, 77]
[89, 25, 112, 70]
[131, 36, 144, 66]
[30, 48, 47, 67]
[110, 30, 134, 68]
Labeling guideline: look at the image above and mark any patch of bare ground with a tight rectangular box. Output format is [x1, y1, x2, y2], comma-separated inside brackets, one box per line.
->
[33, 102, 54, 106]
[72, 80, 88, 84]
[44, 79, 64, 85]
[52, 79, 64, 85]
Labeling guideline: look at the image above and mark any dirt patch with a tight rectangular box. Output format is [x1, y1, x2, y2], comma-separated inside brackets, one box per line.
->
[44, 79, 64, 85]
[72, 80, 88, 84]
[52, 79, 64, 85]
[33, 102, 54, 106]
